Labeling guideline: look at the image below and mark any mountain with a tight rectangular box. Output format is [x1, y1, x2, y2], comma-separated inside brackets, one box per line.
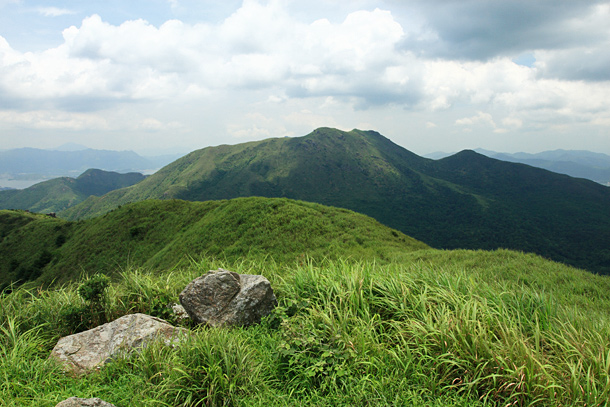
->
[60, 128, 610, 274]
[425, 149, 610, 185]
[0, 197, 427, 287]
[0, 169, 145, 213]
[458, 149, 610, 185]
[52, 142, 89, 151]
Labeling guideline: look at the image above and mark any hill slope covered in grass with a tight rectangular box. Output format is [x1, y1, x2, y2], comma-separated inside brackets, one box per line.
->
[61, 128, 610, 274]
[0, 169, 145, 213]
[1, 249, 609, 406]
[0, 197, 427, 287]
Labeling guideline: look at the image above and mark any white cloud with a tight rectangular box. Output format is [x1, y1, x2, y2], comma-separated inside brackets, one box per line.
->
[0, 0, 609, 153]
[0, 0, 20, 7]
[36, 7, 76, 17]
[168, 0, 179, 11]
[0, 109, 109, 130]
[455, 111, 496, 127]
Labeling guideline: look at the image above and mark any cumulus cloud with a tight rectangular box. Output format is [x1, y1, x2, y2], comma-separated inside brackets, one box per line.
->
[400, 0, 610, 60]
[0, 0, 609, 153]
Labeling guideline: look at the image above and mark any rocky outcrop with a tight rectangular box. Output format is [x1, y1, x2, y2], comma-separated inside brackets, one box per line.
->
[50, 313, 186, 375]
[179, 269, 277, 327]
[55, 397, 116, 407]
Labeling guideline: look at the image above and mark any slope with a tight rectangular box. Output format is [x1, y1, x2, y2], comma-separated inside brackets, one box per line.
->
[0, 197, 427, 287]
[0, 169, 145, 213]
[60, 128, 610, 274]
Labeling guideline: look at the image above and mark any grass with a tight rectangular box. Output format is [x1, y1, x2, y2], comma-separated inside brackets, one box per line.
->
[0, 197, 427, 287]
[56, 128, 610, 275]
[1, 250, 609, 406]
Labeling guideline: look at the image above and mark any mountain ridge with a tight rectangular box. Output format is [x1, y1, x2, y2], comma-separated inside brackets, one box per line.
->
[0, 197, 428, 286]
[59, 128, 610, 274]
[427, 148, 610, 185]
[0, 169, 145, 213]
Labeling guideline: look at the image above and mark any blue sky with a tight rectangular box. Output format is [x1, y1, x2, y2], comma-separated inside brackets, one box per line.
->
[1, 0, 609, 156]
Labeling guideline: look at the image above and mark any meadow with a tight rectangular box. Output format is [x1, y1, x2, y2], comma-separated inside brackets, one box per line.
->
[1, 249, 609, 406]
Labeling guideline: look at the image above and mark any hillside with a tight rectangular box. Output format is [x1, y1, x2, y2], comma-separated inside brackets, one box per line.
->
[0, 197, 427, 287]
[0, 169, 145, 213]
[426, 149, 610, 186]
[60, 128, 610, 274]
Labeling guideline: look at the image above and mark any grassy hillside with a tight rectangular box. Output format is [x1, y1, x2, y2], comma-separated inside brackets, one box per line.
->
[0, 197, 427, 287]
[1, 250, 609, 406]
[61, 128, 610, 274]
[0, 169, 145, 213]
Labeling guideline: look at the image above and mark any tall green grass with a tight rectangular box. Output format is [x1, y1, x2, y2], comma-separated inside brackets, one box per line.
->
[1, 251, 609, 406]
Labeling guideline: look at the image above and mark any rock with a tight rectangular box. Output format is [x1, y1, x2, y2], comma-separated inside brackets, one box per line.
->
[179, 269, 277, 327]
[50, 313, 186, 375]
[55, 397, 116, 407]
[171, 303, 190, 321]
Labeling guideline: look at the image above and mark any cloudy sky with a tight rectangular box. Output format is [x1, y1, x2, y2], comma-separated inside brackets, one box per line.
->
[1, 0, 609, 156]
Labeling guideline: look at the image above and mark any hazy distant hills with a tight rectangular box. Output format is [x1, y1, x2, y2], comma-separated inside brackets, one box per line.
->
[60, 128, 610, 274]
[426, 149, 610, 185]
[0, 169, 145, 213]
[0, 147, 181, 188]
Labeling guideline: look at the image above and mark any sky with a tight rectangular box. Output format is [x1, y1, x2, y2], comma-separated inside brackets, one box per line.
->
[0, 0, 609, 156]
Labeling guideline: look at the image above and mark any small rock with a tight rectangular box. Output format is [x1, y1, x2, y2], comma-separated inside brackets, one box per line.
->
[171, 303, 190, 321]
[55, 397, 116, 407]
[179, 269, 277, 327]
[50, 313, 186, 375]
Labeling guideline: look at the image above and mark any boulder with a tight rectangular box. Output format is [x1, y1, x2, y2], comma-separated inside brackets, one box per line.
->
[55, 397, 116, 407]
[179, 269, 277, 327]
[50, 313, 186, 375]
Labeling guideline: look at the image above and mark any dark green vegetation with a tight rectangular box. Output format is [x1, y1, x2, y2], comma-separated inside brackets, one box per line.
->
[2, 250, 610, 406]
[61, 128, 610, 274]
[0, 169, 145, 213]
[0, 197, 427, 288]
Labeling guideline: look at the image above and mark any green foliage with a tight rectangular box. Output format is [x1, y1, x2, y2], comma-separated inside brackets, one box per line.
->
[0, 197, 427, 286]
[59, 127, 610, 274]
[77, 274, 109, 303]
[0, 169, 145, 214]
[1, 253, 610, 405]
[60, 274, 110, 334]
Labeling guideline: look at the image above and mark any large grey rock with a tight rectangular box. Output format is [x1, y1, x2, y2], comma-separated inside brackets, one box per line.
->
[50, 313, 186, 375]
[179, 269, 277, 327]
[55, 397, 116, 407]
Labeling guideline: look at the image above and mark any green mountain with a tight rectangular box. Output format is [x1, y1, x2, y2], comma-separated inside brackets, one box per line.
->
[0, 169, 145, 213]
[0, 197, 427, 287]
[60, 128, 610, 274]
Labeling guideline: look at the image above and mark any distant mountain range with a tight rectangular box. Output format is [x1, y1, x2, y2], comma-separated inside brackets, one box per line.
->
[426, 149, 610, 185]
[0, 147, 182, 189]
[59, 127, 610, 274]
[0, 169, 145, 213]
